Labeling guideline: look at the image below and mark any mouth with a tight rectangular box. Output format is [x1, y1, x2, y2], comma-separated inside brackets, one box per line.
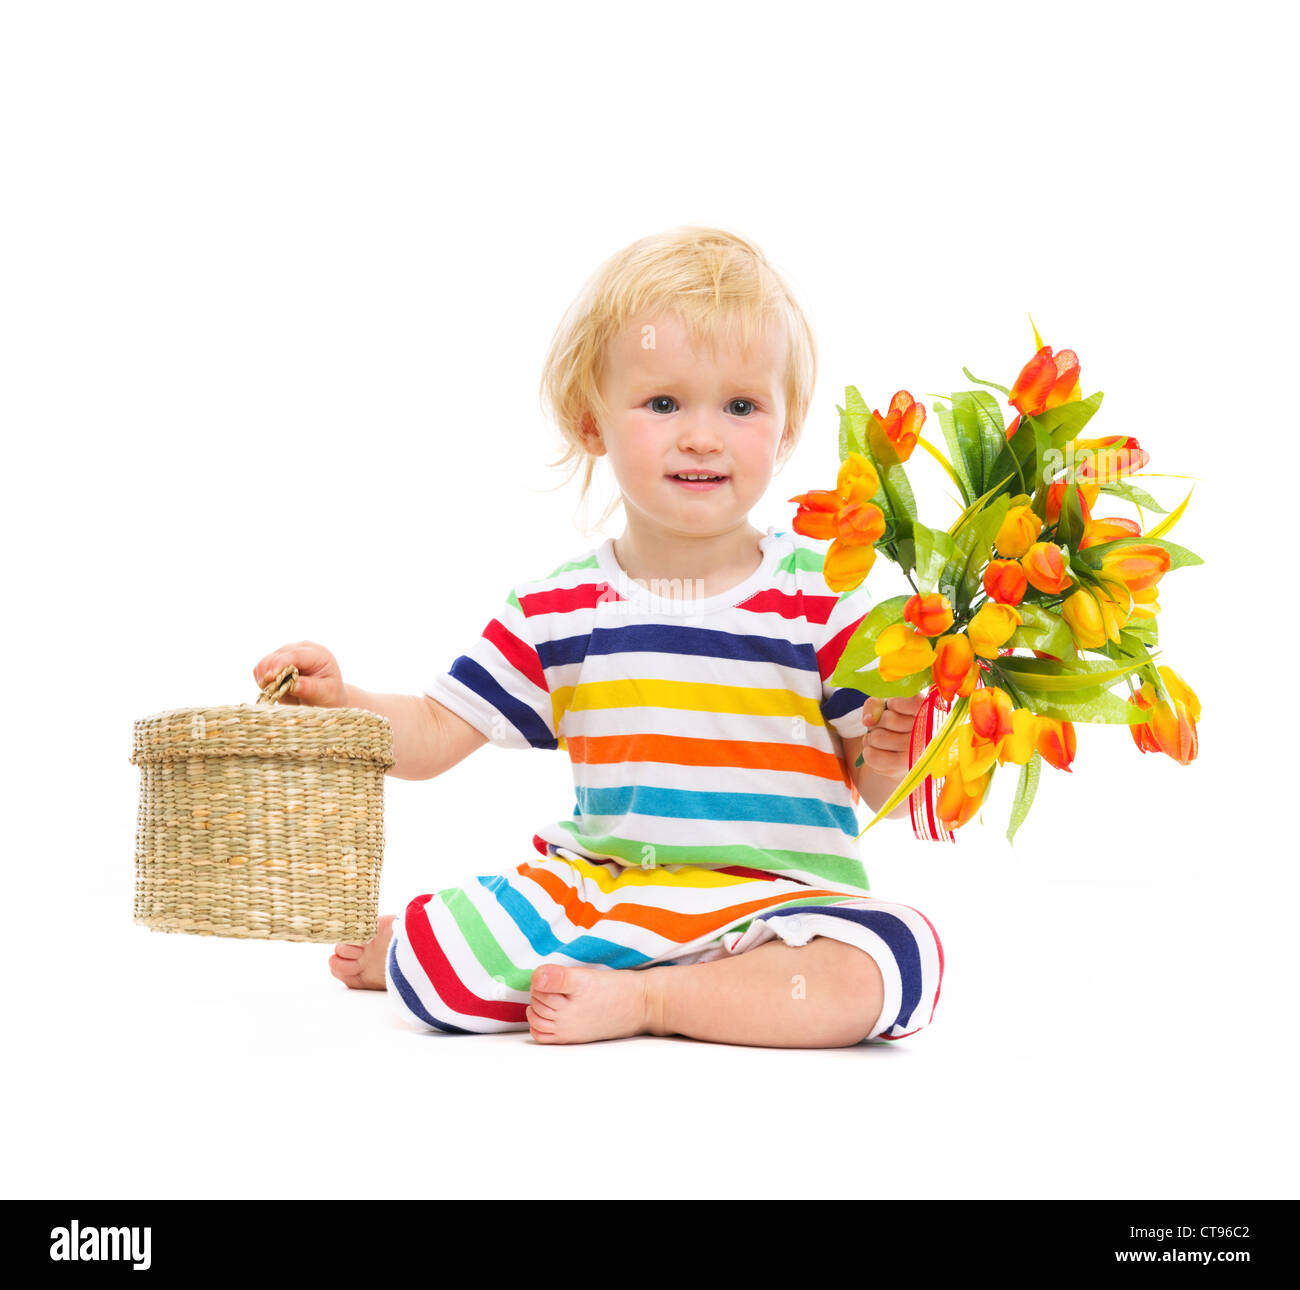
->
[668, 473, 729, 491]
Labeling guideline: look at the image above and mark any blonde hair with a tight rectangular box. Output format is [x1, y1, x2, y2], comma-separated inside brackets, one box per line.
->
[537, 225, 818, 532]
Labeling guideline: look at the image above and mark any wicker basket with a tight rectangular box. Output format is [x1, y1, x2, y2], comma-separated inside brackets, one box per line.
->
[129, 665, 394, 943]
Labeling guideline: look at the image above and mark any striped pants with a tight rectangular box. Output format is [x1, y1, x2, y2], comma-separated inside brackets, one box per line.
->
[385, 840, 943, 1042]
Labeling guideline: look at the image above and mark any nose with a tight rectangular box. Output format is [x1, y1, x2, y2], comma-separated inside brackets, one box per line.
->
[676, 409, 726, 454]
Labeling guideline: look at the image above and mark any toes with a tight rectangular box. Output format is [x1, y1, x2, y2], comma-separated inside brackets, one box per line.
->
[329, 954, 364, 983]
[528, 996, 559, 1021]
[531, 964, 571, 993]
[333, 942, 364, 961]
[526, 1005, 557, 1039]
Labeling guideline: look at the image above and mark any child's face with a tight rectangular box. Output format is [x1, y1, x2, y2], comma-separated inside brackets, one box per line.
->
[590, 311, 791, 538]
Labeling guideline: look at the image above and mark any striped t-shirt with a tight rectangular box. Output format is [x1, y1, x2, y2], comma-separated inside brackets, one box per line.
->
[425, 524, 877, 892]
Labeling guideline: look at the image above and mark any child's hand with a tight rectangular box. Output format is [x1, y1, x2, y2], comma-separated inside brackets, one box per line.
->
[859, 694, 925, 782]
[252, 641, 347, 708]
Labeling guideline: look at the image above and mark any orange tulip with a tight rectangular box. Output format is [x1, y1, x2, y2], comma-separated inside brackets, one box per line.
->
[970, 686, 1015, 746]
[1080, 516, 1142, 549]
[1098, 542, 1171, 594]
[997, 707, 1040, 766]
[872, 391, 925, 462]
[874, 623, 935, 682]
[1036, 718, 1077, 771]
[983, 559, 1028, 605]
[823, 540, 877, 592]
[1060, 584, 1128, 650]
[1044, 478, 1099, 526]
[937, 764, 991, 830]
[1129, 667, 1199, 765]
[904, 593, 954, 637]
[1005, 343, 1081, 439]
[932, 633, 979, 701]
[835, 501, 886, 545]
[1072, 435, 1150, 485]
[1021, 542, 1074, 595]
[968, 602, 1022, 657]
[995, 503, 1041, 558]
[788, 489, 843, 541]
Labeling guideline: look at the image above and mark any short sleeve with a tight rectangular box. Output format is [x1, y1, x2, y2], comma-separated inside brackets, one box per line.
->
[424, 586, 559, 751]
[815, 578, 876, 740]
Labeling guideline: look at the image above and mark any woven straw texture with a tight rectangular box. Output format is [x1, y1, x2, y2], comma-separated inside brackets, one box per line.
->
[129, 666, 394, 943]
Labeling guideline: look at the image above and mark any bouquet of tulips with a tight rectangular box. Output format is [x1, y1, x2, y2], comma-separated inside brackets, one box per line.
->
[789, 321, 1202, 842]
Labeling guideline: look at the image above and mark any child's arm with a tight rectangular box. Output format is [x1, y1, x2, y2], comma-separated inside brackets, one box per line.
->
[841, 694, 926, 819]
[252, 641, 486, 782]
[343, 687, 486, 781]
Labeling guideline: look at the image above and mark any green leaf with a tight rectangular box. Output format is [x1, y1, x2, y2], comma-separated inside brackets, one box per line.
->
[946, 493, 1010, 612]
[961, 366, 1011, 397]
[1026, 391, 1104, 443]
[843, 387, 870, 457]
[1013, 686, 1147, 725]
[1119, 619, 1159, 648]
[833, 664, 932, 699]
[1006, 604, 1077, 661]
[1057, 482, 1087, 551]
[1099, 480, 1168, 513]
[1006, 753, 1042, 844]
[995, 654, 1150, 692]
[943, 390, 1007, 501]
[912, 523, 957, 594]
[932, 400, 976, 505]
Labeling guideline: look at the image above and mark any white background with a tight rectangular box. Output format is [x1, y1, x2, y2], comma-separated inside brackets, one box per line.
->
[3, 0, 1295, 1200]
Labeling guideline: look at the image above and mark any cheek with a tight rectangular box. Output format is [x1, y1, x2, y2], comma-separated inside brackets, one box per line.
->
[606, 417, 664, 482]
[734, 420, 783, 470]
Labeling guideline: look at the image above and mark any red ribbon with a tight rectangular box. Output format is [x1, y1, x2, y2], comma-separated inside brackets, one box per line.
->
[908, 686, 955, 843]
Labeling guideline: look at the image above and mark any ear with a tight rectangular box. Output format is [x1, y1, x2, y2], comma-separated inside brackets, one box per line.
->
[579, 410, 605, 456]
[775, 422, 793, 466]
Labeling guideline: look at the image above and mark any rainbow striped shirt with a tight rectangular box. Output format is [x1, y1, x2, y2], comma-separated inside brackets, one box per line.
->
[425, 525, 877, 892]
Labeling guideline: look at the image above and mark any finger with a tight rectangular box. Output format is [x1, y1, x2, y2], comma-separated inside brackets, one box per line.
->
[860, 744, 910, 778]
[865, 729, 910, 753]
[861, 696, 886, 728]
[254, 655, 282, 687]
[878, 707, 919, 733]
[884, 696, 925, 715]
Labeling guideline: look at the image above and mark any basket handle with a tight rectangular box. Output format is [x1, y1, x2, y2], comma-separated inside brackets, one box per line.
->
[256, 664, 300, 705]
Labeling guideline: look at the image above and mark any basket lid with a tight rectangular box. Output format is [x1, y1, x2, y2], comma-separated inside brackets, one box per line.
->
[129, 665, 395, 767]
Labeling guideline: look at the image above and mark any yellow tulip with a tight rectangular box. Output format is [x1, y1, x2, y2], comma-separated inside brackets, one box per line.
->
[823, 541, 877, 592]
[836, 451, 880, 504]
[1060, 584, 1129, 650]
[875, 623, 935, 682]
[997, 708, 1041, 766]
[995, 504, 1041, 559]
[968, 602, 1022, 657]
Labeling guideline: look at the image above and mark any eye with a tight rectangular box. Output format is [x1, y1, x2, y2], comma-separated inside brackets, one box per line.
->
[728, 399, 756, 417]
[647, 396, 677, 414]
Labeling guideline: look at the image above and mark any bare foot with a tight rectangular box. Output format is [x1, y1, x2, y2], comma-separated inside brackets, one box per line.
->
[329, 914, 396, 990]
[527, 963, 665, 1044]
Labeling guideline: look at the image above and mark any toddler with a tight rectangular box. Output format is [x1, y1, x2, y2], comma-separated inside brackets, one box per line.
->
[254, 226, 942, 1047]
